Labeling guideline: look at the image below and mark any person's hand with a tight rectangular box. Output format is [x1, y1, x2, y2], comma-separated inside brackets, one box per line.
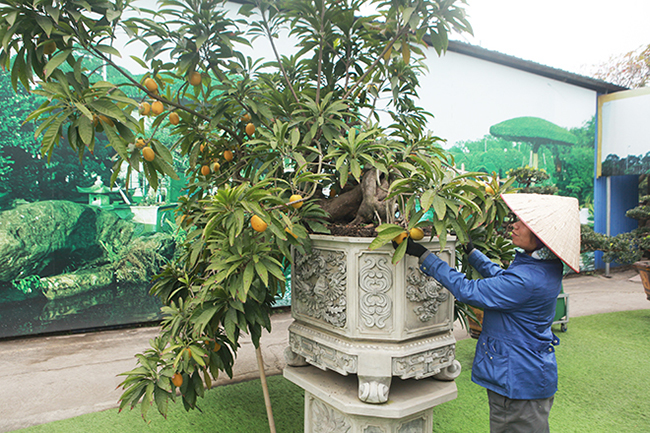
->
[403, 237, 428, 257]
[463, 236, 475, 255]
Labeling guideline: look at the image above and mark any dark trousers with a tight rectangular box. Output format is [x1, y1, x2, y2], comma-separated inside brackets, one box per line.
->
[487, 389, 554, 433]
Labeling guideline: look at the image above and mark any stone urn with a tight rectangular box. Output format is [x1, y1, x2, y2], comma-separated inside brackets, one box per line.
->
[285, 234, 461, 404]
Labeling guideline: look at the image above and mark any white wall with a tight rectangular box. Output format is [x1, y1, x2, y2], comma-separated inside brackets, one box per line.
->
[419, 50, 598, 147]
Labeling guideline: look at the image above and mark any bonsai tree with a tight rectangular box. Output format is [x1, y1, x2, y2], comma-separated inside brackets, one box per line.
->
[0, 0, 512, 417]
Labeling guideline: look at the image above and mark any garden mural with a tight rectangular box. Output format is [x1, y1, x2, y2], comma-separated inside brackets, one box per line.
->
[0, 67, 179, 338]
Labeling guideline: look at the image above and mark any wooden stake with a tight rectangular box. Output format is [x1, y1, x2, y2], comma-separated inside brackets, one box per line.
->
[256, 345, 276, 433]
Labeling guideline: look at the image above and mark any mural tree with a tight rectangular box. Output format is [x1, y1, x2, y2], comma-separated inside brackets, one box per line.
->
[489, 116, 578, 169]
[0, 0, 519, 417]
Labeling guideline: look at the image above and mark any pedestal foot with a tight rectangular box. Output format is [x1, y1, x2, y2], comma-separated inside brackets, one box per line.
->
[433, 360, 461, 381]
[358, 375, 391, 403]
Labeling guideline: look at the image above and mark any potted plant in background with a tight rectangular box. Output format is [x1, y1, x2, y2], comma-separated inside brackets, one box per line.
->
[0, 0, 516, 417]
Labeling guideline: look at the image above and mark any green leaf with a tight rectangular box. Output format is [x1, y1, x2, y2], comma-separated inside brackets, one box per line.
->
[432, 195, 446, 221]
[254, 261, 269, 287]
[44, 49, 72, 79]
[95, 44, 122, 58]
[35, 15, 53, 37]
[77, 114, 93, 145]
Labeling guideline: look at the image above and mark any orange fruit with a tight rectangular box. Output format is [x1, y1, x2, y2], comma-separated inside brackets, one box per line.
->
[245, 122, 255, 136]
[289, 194, 303, 209]
[393, 231, 408, 245]
[223, 150, 234, 162]
[251, 215, 267, 233]
[410, 227, 424, 241]
[172, 373, 183, 387]
[139, 102, 150, 116]
[142, 146, 155, 162]
[212, 161, 220, 172]
[241, 113, 251, 123]
[189, 71, 202, 86]
[201, 165, 211, 176]
[151, 100, 164, 115]
[144, 77, 158, 93]
[43, 40, 57, 55]
[98, 115, 114, 127]
[200, 143, 206, 152]
[169, 112, 180, 125]
[214, 342, 221, 352]
[135, 138, 146, 148]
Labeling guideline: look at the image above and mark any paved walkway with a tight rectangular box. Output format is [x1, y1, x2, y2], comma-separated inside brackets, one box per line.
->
[0, 267, 648, 432]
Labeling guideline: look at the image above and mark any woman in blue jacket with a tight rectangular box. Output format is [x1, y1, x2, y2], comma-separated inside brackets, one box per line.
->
[398, 194, 580, 433]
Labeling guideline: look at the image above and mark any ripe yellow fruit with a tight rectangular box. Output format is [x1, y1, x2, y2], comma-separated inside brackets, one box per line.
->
[189, 71, 202, 86]
[223, 150, 234, 162]
[212, 161, 220, 172]
[43, 40, 57, 55]
[172, 373, 183, 387]
[144, 77, 158, 93]
[142, 146, 155, 162]
[393, 231, 408, 245]
[289, 194, 303, 209]
[410, 227, 424, 241]
[200, 143, 207, 152]
[139, 102, 151, 116]
[98, 115, 114, 127]
[135, 138, 146, 148]
[201, 165, 211, 176]
[241, 113, 251, 123]
[169, 112, 180, 125]
[151, 100, 164, 115]
[245, 122, 255, 136]
[251, 215, 268, 233]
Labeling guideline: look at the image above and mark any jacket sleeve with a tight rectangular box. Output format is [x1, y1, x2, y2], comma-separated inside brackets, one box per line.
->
[420, 252, 533, 311]
[467, 249, 505, 278]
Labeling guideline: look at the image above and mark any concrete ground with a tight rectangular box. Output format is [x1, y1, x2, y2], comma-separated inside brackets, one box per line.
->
[1, 267, 648, 432]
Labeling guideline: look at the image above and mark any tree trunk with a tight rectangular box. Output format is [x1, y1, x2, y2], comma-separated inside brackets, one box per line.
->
[319, 168, 394, 226]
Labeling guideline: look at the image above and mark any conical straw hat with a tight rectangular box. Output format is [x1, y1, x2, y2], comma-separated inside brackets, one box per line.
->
[500, 193, 581, 273]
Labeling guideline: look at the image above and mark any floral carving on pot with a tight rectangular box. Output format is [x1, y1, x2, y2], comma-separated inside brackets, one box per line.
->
[406, 265, 449, 322]
[294, 249, 347, 328]
[359, 254, 393, 329]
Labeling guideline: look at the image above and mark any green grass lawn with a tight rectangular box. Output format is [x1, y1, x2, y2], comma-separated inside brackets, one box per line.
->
[18, 310, 650, 433]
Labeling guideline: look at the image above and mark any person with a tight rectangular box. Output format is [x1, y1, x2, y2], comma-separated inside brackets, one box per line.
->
[396, 193, 580, 433]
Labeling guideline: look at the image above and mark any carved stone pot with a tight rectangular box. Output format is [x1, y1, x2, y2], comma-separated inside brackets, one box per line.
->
[285, 235, 461, 404]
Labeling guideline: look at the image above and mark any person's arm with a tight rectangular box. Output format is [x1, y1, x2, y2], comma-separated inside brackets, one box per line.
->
[467, 249, 505, 278]
[403, 238, 531, 310]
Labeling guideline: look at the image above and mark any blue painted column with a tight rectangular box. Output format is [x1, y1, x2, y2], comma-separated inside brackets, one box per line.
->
[593, 175, 638, 268]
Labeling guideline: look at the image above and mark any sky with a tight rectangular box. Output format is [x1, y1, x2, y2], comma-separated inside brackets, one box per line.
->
[453, 0, 650, 76]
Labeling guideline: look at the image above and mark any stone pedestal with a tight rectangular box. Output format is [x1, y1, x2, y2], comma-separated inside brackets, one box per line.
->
[287, 235, 460, 403]
[284, 365, 457, 433]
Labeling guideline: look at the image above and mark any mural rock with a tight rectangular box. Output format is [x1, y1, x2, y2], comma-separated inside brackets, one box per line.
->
[0, 200, 136, 282]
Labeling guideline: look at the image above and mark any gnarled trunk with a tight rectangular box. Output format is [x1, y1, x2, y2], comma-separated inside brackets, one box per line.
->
[318, 168, 395, 226]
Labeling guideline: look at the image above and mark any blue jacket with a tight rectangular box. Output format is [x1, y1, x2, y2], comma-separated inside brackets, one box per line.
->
[420, 249, 563, 399]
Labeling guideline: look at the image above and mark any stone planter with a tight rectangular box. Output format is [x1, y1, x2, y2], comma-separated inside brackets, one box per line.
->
[285, 234, 461, 404]
[632, 261, 650, 301]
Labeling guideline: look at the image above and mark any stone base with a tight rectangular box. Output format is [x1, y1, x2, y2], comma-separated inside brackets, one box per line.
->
[284, 365, 457, 432]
